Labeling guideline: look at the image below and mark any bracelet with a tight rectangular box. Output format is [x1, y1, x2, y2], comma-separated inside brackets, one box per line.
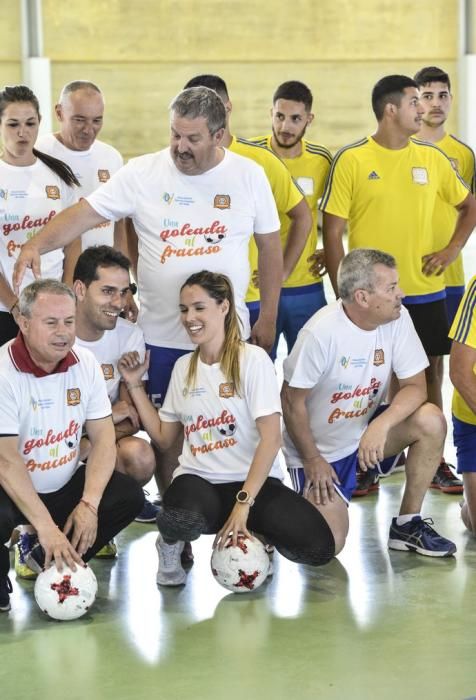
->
[126, 383, 143, 391]
[9, 300, 18, 313]
[80, 498, 98, 515]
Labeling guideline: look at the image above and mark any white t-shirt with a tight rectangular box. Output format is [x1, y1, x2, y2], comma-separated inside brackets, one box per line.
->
[86, 148, 280, 348]
[74, 317, 146, 404]
[0, 159, 77, 311]
[0, 340, 111, 493]
[283, 301, 429, 465]
[36, 133, 123, 250]
[159, 343, 283, 483]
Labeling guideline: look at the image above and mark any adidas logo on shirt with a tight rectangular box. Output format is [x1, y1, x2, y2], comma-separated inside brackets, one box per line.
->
[368, 171, 380, 180]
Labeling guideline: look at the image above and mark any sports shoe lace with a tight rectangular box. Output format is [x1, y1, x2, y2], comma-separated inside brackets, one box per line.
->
[417, 517, 438, 536]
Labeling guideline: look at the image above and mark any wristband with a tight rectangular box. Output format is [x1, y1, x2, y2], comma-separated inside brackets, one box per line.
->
[80, 498, 98, 515]
[127, 383, 143, 391]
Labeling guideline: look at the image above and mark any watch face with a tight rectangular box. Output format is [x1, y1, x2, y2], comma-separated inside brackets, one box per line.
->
[237, 491, 247, 502]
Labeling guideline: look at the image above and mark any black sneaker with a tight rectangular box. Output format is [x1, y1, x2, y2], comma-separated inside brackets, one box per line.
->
[430, 461, 463, 494]
[353, 466, 379, 497]
[0, 574, 13, 612]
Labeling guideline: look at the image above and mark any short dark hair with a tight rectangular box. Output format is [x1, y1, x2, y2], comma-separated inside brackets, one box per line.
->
[273, 80, 313, 111]
[183, 75, 229, 103]
[73, 245, 131, 286]
[413, 66, 451, 92]
[371, 75, 418, 120]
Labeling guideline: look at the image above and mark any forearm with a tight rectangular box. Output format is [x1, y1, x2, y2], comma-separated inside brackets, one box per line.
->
[113, 219, 128, 256]
[28, 200, 106, 254]
[256, 233, 282, 320]
[446, 202, 476, 252]
[450, 367, 476, 415]
[61, 237, 82, 288]
[113, 418, 137, 441]
[381, 384, 427, 428]
[82, 427, 117, 509]
[322, 213, 346, 295]
[283, 398, 320, 460]
[126, 385, 173, 449]
[282, 202, 312, 281]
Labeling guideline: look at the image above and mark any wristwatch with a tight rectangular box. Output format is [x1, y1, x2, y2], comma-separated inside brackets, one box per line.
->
[236, 490, 255, 506]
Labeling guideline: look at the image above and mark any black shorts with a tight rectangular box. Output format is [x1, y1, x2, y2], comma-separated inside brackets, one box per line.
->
[404, 299, 450, 356]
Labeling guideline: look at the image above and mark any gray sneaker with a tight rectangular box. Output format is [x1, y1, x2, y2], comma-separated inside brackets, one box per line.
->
[155, 534, 186, 586]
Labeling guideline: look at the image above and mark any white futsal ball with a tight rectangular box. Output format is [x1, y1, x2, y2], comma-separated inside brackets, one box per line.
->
[34, 564, 97, 620]
[211, 535, 270, 593]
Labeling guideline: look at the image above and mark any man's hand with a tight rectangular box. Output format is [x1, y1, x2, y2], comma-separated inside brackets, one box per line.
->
[358, 420, 389, 471]
[112, 400, 140, 429]
[250, 316, 276, 353]
[13, 242, 42, 294]
[302, 455, 340, 506]
[123, 290, 139, 323]
[63, 500, 98, 558]
[37, 522, 84, 572]
[308, 249, 327, 278]
[422, 245, 459, 276]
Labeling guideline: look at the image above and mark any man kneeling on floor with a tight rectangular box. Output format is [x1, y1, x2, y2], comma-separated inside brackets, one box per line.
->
[281, 248, 456, 558]
[0, 279, 143, 612]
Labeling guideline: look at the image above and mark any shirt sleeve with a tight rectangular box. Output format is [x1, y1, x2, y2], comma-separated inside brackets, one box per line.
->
[391, 308, 429, 379]
[242, 348, 281, 421]
[159, 359, 184, 423]
[283, 328, 327, 388]
[319, 149, 353, 218]
[437, 149, 470, 206]
[250, 165, 281, 235]
[86, 356, 114, 420]
[449, 275, 476, 348]
[87, 160, 139, 221]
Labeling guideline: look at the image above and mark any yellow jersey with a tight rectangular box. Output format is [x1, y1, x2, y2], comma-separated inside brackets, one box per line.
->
[228, 136, 304, 303]
[431, 134, 476, 292]
[250, 134, 332, 290]
[320, 136, 470, 302]
[449, 275, 476, 424]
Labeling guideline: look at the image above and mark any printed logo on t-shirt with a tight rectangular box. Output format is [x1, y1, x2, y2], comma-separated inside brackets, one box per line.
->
[161, 192, 194, 207]
[327, 378, 382, 424]
[30, 396, 54, 411]
[214, 194, 231, 210]
[66, 388, 81, 406]
[45, 185, 60, 200]
[411, 167, 428, 185]
[373, 349, 385, 366]
[296, 177, 314, 195]
[159, 220, 227, 264]
[101, 364, 114, 380]
[219, 382, 235, 398]
[97, 169, 110, 183]
[0, 188, 8, 200]
[184, 410, 238, 455]
[368, 171, 380, 180]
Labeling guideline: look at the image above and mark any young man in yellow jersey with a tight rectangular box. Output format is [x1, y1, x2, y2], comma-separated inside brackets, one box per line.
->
[321, 74, 476, 495]
[250, 81, 332, 357]
[414, 66, 476, 494]
[183, 75, 313, 359]
[449, 276, 476, 532]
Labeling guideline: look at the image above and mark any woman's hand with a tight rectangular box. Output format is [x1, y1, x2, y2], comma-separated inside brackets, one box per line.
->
[118, 349, 149, 387]
[214, 503, 253, 550]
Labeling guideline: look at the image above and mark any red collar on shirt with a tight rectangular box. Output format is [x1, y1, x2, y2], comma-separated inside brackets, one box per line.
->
[8, 332, 79, 377]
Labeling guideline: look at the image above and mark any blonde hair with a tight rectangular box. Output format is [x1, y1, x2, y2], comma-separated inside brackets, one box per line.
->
[180, 271, 243, 394]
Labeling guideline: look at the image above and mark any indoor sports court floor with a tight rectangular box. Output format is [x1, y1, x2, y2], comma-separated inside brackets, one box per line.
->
[1, 240, 476, 700]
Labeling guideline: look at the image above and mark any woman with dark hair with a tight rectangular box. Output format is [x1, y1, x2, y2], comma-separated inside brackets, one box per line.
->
[119, 270, 335, 586]
[0, 84, 80, 344]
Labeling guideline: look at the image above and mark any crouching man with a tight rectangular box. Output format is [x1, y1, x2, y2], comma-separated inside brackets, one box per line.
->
[0, 279, 143, 612]
[281, 248, 456, 558]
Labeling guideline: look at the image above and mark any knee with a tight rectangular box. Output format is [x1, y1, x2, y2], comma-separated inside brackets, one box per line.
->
[412, 403, 446, 442]
[117, 438, 155, 485]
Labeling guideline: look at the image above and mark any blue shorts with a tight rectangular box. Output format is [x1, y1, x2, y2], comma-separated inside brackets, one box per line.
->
[247, 282, 326, 360]
[145, 344, 190, 408]
[288, 404, 402, 503]
[452, 415, 476, 473]
[445, 288, 465, 329]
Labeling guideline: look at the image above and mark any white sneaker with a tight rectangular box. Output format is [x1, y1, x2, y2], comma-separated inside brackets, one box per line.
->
[155, 534, 186, 586]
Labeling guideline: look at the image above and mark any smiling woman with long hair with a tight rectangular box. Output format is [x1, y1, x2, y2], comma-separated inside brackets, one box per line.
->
[0, 85, 80, 345]
[119, 270, 335, 586]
